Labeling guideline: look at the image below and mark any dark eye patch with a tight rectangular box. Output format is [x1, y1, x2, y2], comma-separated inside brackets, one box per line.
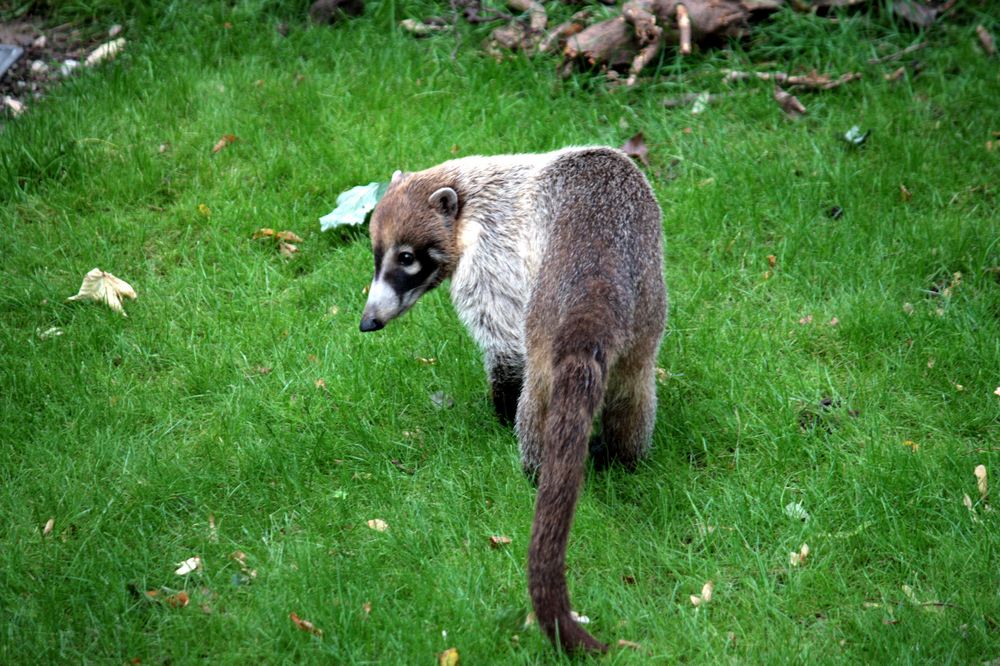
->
[384, 247, 441, 294]
[373, 244, 384, 275]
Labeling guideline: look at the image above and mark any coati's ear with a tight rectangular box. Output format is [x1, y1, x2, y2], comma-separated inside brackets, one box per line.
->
[391, 170, 403, 184]
[429, 187, 459, 220]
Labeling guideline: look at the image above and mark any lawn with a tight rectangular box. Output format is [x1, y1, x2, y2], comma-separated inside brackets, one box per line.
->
[1, 1, 998, 663]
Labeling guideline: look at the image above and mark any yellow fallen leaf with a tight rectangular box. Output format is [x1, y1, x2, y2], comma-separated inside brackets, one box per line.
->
[67, 268, 137, 316]
[974, 464, 987, 501]
[438, 647, 460, 666]
[691, 580, 714, 606]
[367, 519, 388, 532]
[198, 203, 211, 217]
[789, 543, 810, 567]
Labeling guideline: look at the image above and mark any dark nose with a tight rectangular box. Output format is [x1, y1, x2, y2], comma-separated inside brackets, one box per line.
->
[359, 316, 384, 332]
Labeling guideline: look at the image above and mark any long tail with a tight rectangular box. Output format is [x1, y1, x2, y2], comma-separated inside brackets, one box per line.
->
[528, 341, 610, 654]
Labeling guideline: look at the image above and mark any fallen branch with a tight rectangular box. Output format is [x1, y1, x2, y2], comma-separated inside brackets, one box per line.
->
[723, 69, 861, 89]
[867, 41, 926, 64]
[399, 18, 451, 36]
[539, 11, 591, 54]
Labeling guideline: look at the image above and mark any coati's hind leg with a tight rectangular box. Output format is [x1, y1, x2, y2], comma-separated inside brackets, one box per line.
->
[488, 355, 524, 426]
[591, 352, 657, 472]
[515, 362, 548, 481]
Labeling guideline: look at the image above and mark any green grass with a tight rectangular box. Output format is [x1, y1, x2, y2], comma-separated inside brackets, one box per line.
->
[2, 1, 999, 663]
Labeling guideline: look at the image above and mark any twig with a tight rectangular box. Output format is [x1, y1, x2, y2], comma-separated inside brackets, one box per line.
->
[677, 4, 692, 55]
[867, 41, 927, 64]
[976, 25, 996, 57]
[723, 69, 861, 90]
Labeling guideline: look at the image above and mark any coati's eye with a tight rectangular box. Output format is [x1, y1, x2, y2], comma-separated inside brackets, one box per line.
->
[398, 251, 415, 267]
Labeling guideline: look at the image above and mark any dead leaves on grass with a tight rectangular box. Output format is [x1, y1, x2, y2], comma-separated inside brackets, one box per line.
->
[253, 228, 304, 257]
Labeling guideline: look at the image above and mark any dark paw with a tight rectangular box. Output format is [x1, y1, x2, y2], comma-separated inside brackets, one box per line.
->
[588, 435, 639, 472]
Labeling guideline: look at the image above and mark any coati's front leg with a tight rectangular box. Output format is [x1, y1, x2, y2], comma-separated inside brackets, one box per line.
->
[488, 354, 524, 425]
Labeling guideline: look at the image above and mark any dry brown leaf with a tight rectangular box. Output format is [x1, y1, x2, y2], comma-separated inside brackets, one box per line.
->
[42, 517, 54, 536]
[279, 242, 298, 258]
[275, 230, 304, 243]
[773, 86, 805, 118]
[362, 601, 372, 615]
[974, 464, 987, 501]
[230, 550, 258, 578]
[798, 314, 813, 325]
[829, 317, 840, 327]
[489, 535, 513, 548]
[253, 228, 276, 239]
[314, 378, 327, 390]
[212, 134, 238, 153]
[438, 647, 460, 666]
[767, 254, 777, 268]
[67, 268, 137, 316]
[789, 543, 810, 567]
[290, 611, 323, 636]
[367, 519, 388, 532]
[899, 184, 913, 202]
[622, 132, 650, 166]
[902, 440, 919, 452]
[617, 639, 642, 650]
[166, 591, 189, 608]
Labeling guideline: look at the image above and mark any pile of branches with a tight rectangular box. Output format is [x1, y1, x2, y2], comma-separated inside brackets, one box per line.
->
[394, 0, 973, 86]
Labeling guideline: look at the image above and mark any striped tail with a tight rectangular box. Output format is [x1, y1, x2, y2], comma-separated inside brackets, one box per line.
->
[527, 346, 609, 653]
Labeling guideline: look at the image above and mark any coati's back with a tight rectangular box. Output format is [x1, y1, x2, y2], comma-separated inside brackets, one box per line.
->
[519, 148, 666, 653]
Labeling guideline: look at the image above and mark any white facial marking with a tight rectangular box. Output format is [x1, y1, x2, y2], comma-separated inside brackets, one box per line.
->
[365, 278, 398, 317]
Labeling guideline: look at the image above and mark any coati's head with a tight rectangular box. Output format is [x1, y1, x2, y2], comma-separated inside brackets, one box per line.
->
[360, 169, 460, 332]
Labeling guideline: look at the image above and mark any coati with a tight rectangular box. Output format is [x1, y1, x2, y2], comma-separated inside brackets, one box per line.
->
[359, 146, 667, 653]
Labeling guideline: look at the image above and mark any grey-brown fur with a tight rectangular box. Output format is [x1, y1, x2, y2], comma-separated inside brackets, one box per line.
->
[360, 146, 667, 653]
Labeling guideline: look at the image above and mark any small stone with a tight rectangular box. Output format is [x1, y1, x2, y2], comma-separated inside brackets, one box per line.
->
[60, 59, 80, 76]
[30, 60, 48, 74]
